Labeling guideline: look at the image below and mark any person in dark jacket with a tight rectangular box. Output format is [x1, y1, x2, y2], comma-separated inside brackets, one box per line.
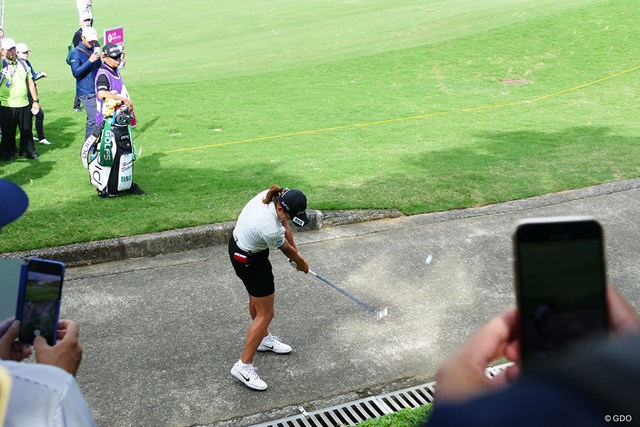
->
[69, 26, 101, 141]
[70, 11, 94, 112]
[426, 287, 640, 427]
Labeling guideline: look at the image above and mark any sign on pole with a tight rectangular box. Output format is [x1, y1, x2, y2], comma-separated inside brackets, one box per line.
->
[103, 26, 125, 46]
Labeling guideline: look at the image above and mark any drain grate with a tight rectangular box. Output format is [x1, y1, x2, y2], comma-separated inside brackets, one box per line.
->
[251, 362, 512, 427]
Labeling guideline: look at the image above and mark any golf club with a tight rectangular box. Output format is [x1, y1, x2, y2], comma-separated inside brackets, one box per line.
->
[289, 260, 389, 318]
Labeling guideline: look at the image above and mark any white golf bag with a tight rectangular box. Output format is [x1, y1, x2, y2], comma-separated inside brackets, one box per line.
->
[81, 105, 136, 197]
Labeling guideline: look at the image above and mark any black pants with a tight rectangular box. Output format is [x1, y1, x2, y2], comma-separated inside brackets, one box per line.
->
[0, 105, 36, 158]
[28, 96, 45, 140]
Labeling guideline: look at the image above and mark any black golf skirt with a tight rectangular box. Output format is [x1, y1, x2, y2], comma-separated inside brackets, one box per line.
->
[228, 236, 274, 298]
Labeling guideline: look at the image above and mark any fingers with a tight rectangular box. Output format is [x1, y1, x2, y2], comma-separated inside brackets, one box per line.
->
[33, 335, 49, 352]
[10, 341, 32, 360]
[0, 320, 20, 359]
[607, 286, 640, 333]
[0, 317, 15, 337]
[297, 260, 309, 274]
[435, 307, 520, 403]
[57, 319, 80, 342]
[463, 308, 518, 365]
[34, 320, 83, 376]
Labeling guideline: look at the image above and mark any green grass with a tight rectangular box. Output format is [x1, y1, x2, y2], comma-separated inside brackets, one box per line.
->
[356, 404, 433, 427]
[1, 0, 639, 253]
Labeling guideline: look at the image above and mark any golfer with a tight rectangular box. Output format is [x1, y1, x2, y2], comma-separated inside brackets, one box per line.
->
[229, 185, 310, 390]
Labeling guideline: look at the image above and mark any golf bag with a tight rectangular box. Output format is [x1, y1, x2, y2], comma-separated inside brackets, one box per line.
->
[81, 104, 136, 197]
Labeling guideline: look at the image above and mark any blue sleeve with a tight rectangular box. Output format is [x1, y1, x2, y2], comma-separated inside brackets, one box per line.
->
[427, 379, 607, 427]
[26, 60, 37, 80]
[69, 49, 93, 79]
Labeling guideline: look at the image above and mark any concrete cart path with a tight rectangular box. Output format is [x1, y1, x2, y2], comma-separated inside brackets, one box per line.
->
[61, 180, 640, 427]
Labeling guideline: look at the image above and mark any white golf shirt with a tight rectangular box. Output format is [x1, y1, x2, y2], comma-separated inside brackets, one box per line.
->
[233, 190, 286, 252]
[0, 360, 96, 426]
[76, 0, 92, 18]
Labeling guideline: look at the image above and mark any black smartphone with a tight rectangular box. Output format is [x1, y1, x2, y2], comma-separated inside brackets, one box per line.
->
[513, 216, 609, 373]
[16, 258, 65, 345]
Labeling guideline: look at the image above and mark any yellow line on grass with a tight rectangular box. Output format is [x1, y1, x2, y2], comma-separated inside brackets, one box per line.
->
[165, 112, 450, 154]
[164, 65, 640, 154]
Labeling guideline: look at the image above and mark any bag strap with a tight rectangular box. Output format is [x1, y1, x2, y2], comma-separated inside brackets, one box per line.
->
[16, 58, 28, 74]
[75, 45, 92, 59]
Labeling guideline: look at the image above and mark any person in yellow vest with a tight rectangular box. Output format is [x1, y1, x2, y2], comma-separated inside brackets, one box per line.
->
[0, 38, 40, 162]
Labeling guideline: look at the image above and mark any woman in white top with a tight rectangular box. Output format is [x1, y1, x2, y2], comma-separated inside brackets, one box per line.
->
[76, 0, 92, 19]
[228, 185, 309, 390]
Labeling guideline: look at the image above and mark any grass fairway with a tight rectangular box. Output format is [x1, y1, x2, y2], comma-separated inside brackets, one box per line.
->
[1, 0, 639, 253]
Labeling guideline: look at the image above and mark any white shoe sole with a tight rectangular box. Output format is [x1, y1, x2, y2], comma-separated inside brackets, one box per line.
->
[257, 344, 292, 354]
[230, 367, 268, 391]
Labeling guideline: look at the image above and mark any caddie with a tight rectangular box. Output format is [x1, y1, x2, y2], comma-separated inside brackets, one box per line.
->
[94, 43, 145, 195]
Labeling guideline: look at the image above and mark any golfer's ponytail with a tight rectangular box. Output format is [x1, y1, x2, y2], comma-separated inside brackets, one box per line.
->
[263, 185, 284, 205]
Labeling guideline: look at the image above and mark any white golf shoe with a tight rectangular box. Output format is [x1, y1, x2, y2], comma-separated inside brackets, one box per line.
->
[257, 334, 292, 354]
[231, 360, 267, 391]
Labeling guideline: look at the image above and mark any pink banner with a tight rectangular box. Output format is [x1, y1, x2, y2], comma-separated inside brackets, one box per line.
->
[103, 27, 125, 45]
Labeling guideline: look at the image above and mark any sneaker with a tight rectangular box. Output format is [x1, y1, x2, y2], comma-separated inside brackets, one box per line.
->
[38, 138, 51, 145]
[231, 360, 268, 391]
[127, 183, 146, 195]
[73, 108, 82, 113]
[258, 334, 292, 354]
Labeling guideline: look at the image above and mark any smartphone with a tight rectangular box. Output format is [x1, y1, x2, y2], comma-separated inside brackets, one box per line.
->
[15, 258, 65, 345]
[513, 216, 608, 373]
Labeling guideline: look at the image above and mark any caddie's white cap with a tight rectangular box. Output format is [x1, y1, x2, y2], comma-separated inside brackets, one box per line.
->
[15, 43, 30, 53]
[81, 27, 98, 42]
[1, 38, 16, 50]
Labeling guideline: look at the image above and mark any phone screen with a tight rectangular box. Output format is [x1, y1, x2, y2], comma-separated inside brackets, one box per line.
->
[17, 259, 64, 345]
[515, 218, 608, 372]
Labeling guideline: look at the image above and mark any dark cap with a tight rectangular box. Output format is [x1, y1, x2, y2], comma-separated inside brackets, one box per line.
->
[0, 179, 28, 227]
[102, 43, 122, 58]
[280, 188, 309, 227]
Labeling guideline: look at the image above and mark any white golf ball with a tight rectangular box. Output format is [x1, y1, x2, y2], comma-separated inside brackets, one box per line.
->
[425, 255, 433, 264]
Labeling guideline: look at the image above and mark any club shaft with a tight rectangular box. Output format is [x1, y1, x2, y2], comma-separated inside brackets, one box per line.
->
[309, 270, 375, 313]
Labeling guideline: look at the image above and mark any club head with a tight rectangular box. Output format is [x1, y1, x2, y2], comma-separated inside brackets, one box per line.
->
[376, 307, 389, 319]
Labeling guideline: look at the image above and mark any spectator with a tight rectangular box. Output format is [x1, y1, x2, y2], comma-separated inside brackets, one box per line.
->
[69, 26, 101, 142]
[16, 43, 50, 145]
[0, 179, 96, 426]
[76, 0, 93, 20]
[0, 38, 40, 162]
[426, 287, 640, 427]
[228, 185, 310, 390]
[70, 11, 94, 113]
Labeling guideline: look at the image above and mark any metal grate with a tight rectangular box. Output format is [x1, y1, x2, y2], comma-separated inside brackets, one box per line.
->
[251, 362, 513, 427]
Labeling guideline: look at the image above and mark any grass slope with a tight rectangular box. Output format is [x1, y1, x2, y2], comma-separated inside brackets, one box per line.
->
[1, 0, 638, 252]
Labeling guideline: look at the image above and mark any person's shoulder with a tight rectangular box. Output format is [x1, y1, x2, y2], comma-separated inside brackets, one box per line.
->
[1, 360, 73, 386]
[69, 46, 83, 57]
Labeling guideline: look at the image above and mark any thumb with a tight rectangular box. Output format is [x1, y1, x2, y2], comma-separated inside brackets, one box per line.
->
[33, 335, 49, 352]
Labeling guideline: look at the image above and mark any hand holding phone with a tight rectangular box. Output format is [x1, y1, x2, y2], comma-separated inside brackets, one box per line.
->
[514, 216, 609, 373]
[16, 258, 65, 346]
[34, 319, 83, 376]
